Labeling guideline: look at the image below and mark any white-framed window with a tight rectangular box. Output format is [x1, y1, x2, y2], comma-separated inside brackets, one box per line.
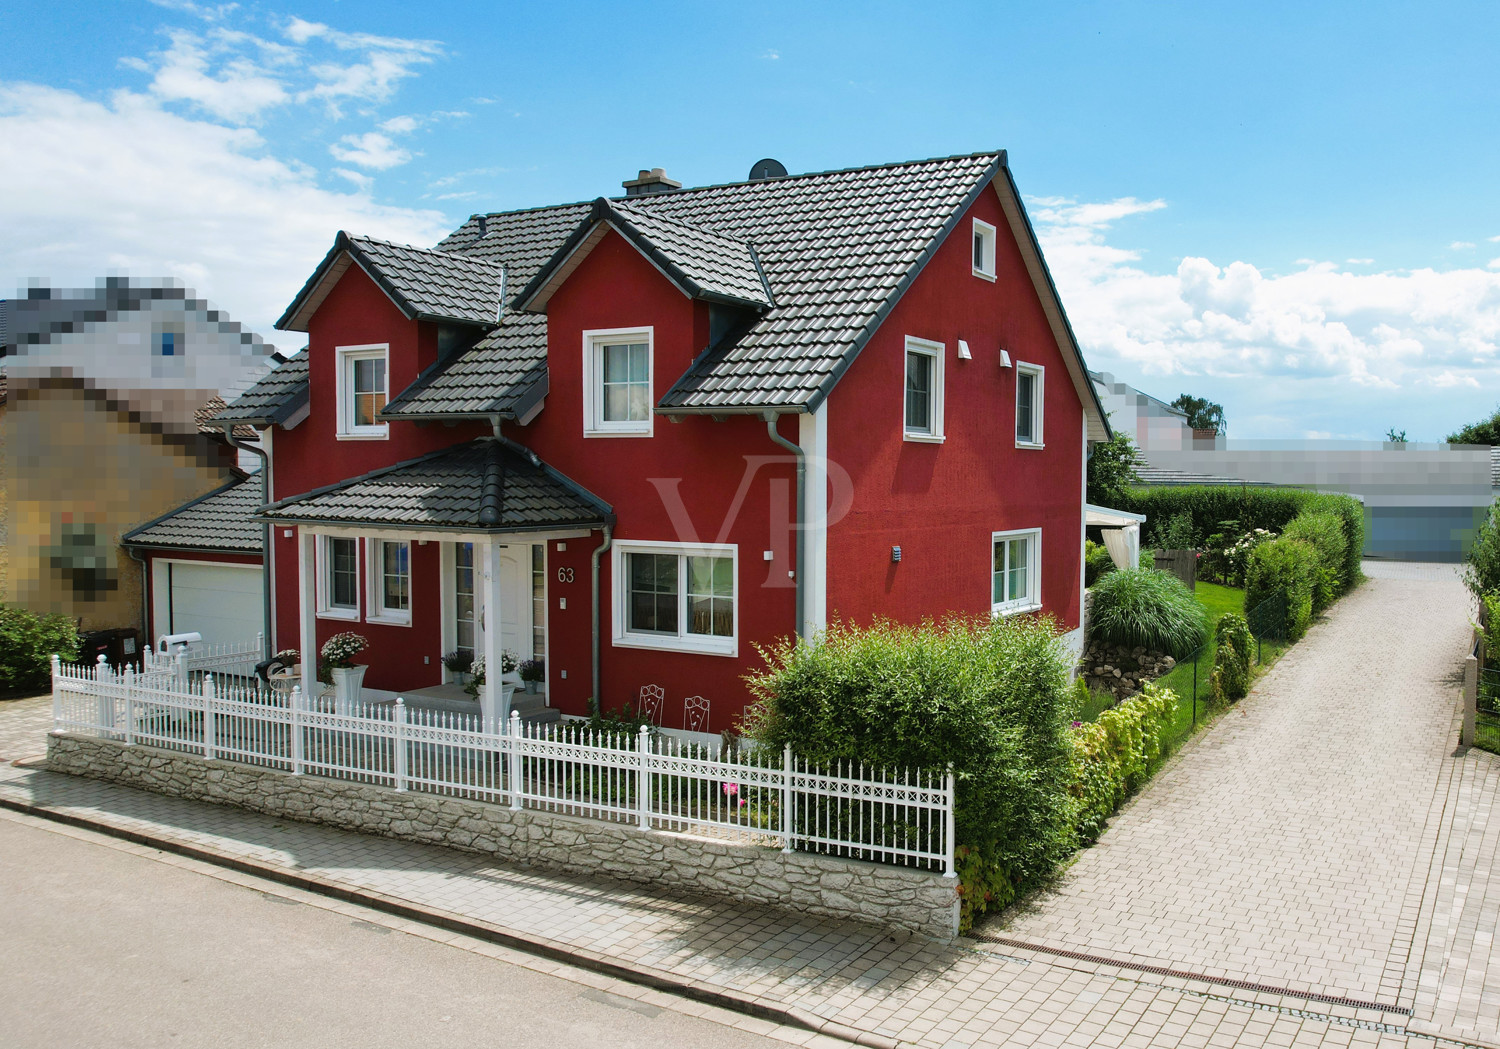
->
[612, 540, 737, 656]
[317, 535, 360, 620]
[903, 337, 945, 443]
[992, 528, 1042, 615]
[583, 327, 653, 437]
[335, 344, 389, 439]
[1015, 362, 1044, 448]
[368, 539, 411, 625]
[972, 218, 997, 281]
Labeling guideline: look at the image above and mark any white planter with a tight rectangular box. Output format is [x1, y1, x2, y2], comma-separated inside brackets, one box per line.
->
[330, 664, 367, 714]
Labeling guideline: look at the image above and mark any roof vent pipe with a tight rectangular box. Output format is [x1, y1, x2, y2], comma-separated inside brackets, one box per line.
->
[622, 167, 682, 197]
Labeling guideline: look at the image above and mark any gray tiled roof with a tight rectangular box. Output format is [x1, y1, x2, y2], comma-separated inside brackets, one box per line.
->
[386, 152, 1009, 418]
[278, 233, 508, 332]
[212, 352, 308, 425]
[258, 439, 611, 532]
[383, 314, 547, 418]
[1132, 455, 1276, 488]
[1491, 447, 1499, 488]
[124, 472, 266, 553]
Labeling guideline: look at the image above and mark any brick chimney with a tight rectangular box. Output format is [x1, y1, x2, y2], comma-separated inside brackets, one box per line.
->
[622, 167, 682, 197]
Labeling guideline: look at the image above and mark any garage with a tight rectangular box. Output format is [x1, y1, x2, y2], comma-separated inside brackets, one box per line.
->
[153, 560, 263, 648]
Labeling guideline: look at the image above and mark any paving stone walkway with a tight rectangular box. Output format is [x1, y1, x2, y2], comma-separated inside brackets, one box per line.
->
[1, 563, 1496, 1049]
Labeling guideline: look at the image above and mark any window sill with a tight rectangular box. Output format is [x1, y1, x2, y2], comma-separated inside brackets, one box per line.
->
[584, 428, 653, 439]
[612, 633, 737, 658]
[991, 602, 1043, 618]
[337, 430, 389, 441]
[366, 613, 412, 627]
[972, 267, 997, 282]
[1015, 440, 1045, 450]
[903, 432, 946, 444]
[317, 608, 360, 622]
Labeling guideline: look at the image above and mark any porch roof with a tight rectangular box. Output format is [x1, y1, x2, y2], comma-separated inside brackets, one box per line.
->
[255, 438, 612, 533]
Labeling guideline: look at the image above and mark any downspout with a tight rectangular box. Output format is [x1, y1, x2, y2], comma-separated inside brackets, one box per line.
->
[220, 424, 274, 653]
[126, 546, 149, 641]
[764, 412, 807, 639]
[590, 524, 614, 717]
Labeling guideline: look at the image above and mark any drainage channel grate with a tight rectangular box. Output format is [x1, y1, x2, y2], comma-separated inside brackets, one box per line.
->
[967, 933, 1411, 1017]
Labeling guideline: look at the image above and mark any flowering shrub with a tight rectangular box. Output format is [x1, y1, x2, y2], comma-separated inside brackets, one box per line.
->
[320, 632, 369, 669]
[518, 658, 545, 683]
[462, 651, 520, 700]
[1200, 528, 1275, 586]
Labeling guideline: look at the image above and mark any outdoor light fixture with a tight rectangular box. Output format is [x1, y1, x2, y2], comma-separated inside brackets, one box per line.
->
[999, 349, 1013, 368]
[957, 339, 972, 360]
[891, 545, 902, 563]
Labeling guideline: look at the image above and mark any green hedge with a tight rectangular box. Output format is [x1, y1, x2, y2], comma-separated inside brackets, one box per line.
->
[0, 607, 79, 691]
[1245, 538, 1317, 640]
[1466, 497, 1500, 599]
[743, 615, 1075, 932]
[1068, 683, 1177, 843]
[1281, 511, 1345, 611]
[1115, 487, 1365, 592]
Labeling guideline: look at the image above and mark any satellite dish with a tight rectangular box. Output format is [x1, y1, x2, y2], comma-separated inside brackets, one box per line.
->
[748, 158, 788, 181]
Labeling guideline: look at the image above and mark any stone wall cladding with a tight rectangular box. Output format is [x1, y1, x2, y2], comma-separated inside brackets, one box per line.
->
[47, 734, 960, 939]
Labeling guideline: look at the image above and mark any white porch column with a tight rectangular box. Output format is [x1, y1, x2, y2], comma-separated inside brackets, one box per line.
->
[481, 536, 507, 727]
[298, 529, 318, 703]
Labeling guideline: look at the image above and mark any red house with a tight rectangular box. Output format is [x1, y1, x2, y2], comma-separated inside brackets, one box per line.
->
[217, 151, 1110, 734]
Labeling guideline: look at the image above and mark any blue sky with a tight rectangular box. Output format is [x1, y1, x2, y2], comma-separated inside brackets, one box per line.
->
[4, 0, 1498, 441]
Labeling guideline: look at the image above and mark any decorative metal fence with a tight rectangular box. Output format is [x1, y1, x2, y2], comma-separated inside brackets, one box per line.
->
[50, 656, 955, 874]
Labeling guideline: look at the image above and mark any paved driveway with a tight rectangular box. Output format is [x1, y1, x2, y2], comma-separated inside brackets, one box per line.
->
[985, 563, 1489, 1025]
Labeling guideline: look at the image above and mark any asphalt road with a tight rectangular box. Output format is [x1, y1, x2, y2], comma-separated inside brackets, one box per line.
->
[0, 813, 791, 1049]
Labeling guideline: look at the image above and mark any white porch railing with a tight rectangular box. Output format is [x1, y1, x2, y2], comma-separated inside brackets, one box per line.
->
[51, 655, 955, 874]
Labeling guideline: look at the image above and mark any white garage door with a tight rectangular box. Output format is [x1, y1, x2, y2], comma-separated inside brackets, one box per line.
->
[162, 562, 263, 648]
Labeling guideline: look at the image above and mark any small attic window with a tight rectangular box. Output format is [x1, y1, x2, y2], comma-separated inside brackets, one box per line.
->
[972, 219, 997, 281]
[157, 331, 179, 356]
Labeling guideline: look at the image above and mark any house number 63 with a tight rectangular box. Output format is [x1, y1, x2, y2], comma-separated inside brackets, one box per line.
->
[556, 567, 575, 583]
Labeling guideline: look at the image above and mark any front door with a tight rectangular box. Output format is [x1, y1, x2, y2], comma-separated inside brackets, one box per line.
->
[449, 542, 533, 678]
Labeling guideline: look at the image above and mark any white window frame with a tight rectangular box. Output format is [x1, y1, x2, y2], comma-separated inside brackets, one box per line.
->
[611, 539, 738, 657]
[317, 535, 361, 621]
[972, 218, 997, 281]
[1015, 361, 1044, 449]
[903, 336, 945, 444]
[992, 528, 1042, 616]
[367, 539, 412, 626]
[335, 344, 390, 440]
[582, 326, 654, 438]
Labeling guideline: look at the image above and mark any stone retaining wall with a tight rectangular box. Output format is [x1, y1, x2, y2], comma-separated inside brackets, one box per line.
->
[47, 734, 960, 939]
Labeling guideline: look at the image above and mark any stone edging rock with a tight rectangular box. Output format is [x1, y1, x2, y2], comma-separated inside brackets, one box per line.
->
[46, 733, 960, 940]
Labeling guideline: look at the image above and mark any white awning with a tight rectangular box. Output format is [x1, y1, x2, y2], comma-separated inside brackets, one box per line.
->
[1085, 503, 1147, 529]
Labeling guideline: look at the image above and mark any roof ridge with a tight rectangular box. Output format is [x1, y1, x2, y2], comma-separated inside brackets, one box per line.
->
[346, 232, 504, 267]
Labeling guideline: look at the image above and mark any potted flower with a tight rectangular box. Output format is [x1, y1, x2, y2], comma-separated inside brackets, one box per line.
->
[321, 632, 370, 712]
[518, 658, 544, 694]
[463, 650, 519, 707]
[442, 649, 474, 686]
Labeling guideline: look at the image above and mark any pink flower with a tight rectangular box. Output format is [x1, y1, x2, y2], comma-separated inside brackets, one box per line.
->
[722, 782, 739, 797]
[1071, 720, 1083, 728]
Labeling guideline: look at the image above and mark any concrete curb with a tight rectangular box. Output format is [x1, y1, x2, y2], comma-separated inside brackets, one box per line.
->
[0, 790, 902, 1049]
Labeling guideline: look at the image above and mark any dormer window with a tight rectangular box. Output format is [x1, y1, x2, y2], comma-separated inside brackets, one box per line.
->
[336, 344, 389, 439]
[972, 218, 997, 281]
[583, 327, 653, 437]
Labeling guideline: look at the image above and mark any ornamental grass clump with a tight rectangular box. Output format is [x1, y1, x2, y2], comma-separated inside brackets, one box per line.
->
[1086, 568, 1209, 659]
[743, 614, 1076, 933]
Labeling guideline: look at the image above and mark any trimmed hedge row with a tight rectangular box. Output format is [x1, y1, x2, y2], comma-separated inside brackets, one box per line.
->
[1210, 612, 1253, 704]
[1245, 537, 1318, 640]
[1116, 486, 1366, 592]
[0, 606, 79, 691]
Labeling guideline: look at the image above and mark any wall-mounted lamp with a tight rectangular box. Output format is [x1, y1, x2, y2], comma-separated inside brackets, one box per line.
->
[957, 339, 972, 360]
[891, 545, 902, 563]
[999, 349, 1013, 368]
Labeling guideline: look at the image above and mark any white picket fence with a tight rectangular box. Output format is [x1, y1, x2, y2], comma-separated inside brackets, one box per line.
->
[51, 655, 955, 874]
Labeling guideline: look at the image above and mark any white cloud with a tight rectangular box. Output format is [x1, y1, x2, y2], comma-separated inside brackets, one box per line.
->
[378, 114, 419, 134]
[140, 28, 288, 122]
[281, 18, 443, 116]
[1452, 241, 1476, 250]
[329, 131, 412, 170]
[1347, 257, 1374, 265]
[147, 0, 239, 20]
[0, 82, 450, 342]
[761, 49, 780, 60]
[1033, 194, 1500, 436]
[1490, 235, 1500, 243]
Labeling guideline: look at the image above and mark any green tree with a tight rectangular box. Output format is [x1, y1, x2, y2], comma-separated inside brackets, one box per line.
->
[1385, 427, 1408, 443]
[1171, 394, 1226, 434]
[1086, 431, 1141, 506]
[1447, 406, 1500, 445]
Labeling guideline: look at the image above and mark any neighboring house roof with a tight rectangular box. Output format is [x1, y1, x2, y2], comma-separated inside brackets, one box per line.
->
[326, 151, 1108, 439]
[256, 439, 612, 533]
[0, 372, 7, 408]
[1492, 447, 1500, 489]
[211, 352, 309, 426]
[1131, 454, 1276, 488]
[123, 472, 265, 554]
[195, 395, 259, 439]
[278, 232, 508, 332]
[517, 197, 774, 312]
